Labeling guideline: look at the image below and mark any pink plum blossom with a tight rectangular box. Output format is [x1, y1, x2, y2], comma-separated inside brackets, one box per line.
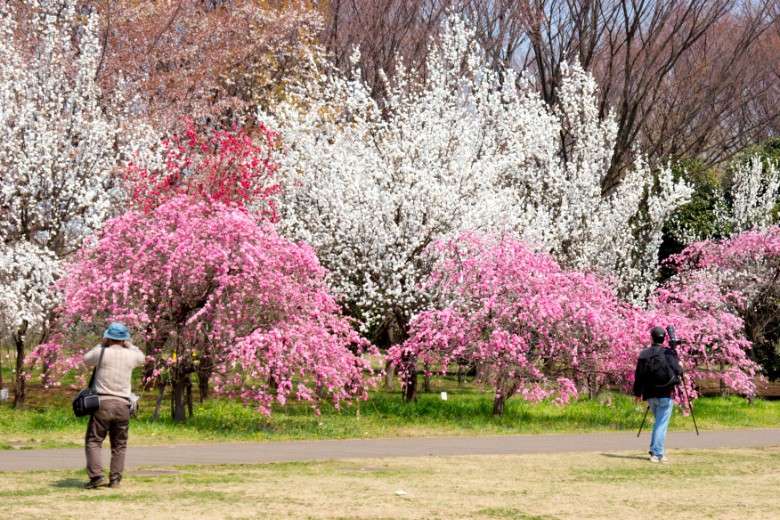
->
[45, 195, 375, 419]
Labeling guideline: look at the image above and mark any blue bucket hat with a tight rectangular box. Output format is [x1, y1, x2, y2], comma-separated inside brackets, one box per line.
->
[103, 322, 131, 341]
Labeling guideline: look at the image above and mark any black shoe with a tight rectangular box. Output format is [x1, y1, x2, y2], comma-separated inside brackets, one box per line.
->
[84, 476, 104, 489]
[109, 475, 122, 488]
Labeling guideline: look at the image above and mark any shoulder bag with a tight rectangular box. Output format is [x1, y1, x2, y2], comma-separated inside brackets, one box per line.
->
[72, 346, 106, 417]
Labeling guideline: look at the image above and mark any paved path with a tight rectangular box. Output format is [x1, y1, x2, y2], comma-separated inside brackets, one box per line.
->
[1, 429, 778, 472]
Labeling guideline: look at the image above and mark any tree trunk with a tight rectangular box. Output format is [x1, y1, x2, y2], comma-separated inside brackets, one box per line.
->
[143, 363, 156, 392]
[171, 375, 188, 422]
[492, 392, 506, 416]
[423, 363, 432, 393]
[387, 311, 409, 392]
[142, 329, 169, 390]
[185, 377, 194, 418]
[588, 372, 598, 400]
[457, 364, 464, 386]
[384, 359, 395, 389]
[41, 356, 52, 388]
[400, 352, 418, 403]
[12, 320, 29, 409]
[197, 365, 211, 402]
[402, 370, 417, 403]
[152, 383, 165, 420]
[0, 345, 4, 388]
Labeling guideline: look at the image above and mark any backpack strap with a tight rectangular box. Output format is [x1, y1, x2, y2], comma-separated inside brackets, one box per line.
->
[87, 345, 107, 392]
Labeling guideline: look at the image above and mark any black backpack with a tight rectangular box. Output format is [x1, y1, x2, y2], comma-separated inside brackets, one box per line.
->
[646, 347, 680, 388]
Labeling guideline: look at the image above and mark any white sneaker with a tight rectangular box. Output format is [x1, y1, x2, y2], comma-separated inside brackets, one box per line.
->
[649, 455, 661, 463]
[659, 456, 669, 464]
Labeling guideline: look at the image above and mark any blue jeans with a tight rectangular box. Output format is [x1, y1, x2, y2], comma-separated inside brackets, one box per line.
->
[648, 397, 674, 457]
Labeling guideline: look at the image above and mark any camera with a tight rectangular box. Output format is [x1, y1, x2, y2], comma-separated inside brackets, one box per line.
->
[666, 325, 684, 349]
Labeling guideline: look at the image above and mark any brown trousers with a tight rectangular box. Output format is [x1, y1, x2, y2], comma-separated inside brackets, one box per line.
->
[85, 398, 130, 480]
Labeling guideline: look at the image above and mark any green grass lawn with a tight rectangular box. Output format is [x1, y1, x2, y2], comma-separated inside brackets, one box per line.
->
[1, 376, 778, 449]
[4, 448, 780, 519]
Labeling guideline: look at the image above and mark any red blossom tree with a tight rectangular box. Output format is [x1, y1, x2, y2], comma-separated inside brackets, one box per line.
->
[125, 120, 280, 215]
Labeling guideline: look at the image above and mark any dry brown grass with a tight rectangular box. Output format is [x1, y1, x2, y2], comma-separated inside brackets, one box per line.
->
[4, 448, 780, 519]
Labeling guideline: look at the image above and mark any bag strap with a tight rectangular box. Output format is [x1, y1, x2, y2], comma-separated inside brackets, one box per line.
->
[87, 345, 107, 391]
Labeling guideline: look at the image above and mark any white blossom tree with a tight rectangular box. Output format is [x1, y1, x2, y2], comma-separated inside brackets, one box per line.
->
[509, 62, 693, 300]
[263, 18, 517, 339]
[729, 156, 780, 232]
[265, 15, 692, 344]
[0, 1, 138, 405]
[667, 156, 780, 245]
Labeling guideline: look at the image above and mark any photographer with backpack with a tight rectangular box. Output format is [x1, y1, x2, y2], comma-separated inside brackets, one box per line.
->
[633, 326, 683, 463]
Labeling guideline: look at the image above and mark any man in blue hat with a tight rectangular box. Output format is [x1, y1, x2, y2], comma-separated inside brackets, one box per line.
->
[83, 322, 145, 489]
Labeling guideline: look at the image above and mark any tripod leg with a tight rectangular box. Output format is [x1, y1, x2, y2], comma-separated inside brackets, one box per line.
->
[681, 376, 699, 436]
[636, 405, 650, 438]
[689, 401, 700, 436]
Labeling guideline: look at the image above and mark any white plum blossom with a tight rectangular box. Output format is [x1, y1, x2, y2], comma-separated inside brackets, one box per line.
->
[729, 156, 780, 232]
[510, 64, 692, 300]
[667, 155, 780, 245]
[0, 242, 60, 331]
[265, 14, 692, 334]
[263, 18, 517, 334]
[0, 1, 134, 332]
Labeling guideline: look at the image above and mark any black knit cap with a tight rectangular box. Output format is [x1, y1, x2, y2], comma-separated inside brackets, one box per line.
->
[650, 326, 666, 344]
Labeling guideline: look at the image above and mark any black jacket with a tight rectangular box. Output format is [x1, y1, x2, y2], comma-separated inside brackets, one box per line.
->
[632, 345, 683, 400]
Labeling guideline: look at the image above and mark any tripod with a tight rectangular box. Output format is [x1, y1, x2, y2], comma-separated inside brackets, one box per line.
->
[636, 372, 700, 437]
[679, 372, 700, 435]
[637, 326, 701, 437]
[636, 405, 650, 437]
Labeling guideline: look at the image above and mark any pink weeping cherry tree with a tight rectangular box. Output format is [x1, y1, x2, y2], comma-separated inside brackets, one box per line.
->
[390, 233, 759, 415]
[47, 195, 375, 421]
[636, 280, 760, 406]
[388, 233, 635, 412]
[125, 120, 283, 400]
[662, 226, 780, 383]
